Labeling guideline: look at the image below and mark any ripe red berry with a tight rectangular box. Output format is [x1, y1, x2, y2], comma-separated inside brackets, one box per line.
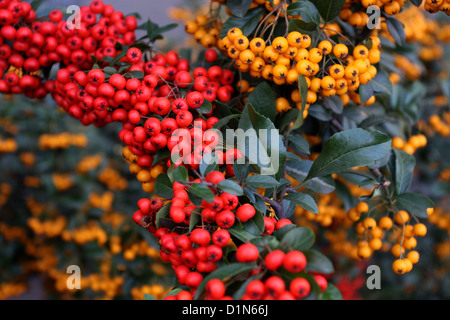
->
[264, 249, 286, 271]
[235, 243, 259, 263]
[283, 250, 307, 273]
[190, 228, 211, 246]
[212, 229, 230, 247]
[235, 204, 256, 223]
[289, 277, 311, 299]
[205, 279, 226, 300]
[205, 49, 218, 63]
[314, 275, 328, 292]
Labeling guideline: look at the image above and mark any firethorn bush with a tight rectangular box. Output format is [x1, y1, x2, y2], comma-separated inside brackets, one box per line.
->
[0, 0, 449, 300]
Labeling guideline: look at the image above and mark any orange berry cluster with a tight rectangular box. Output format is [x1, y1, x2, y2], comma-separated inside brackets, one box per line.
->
[38, 133, 87, 150]
[391, 134, 427, 154]
[221, 27, 380, 108]
[123, 146, 167, 193]
[0, 137, 17, 152]
[429, 113, 450, 137]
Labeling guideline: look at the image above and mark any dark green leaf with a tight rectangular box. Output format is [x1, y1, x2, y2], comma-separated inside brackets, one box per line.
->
[238, 104, 286, 177]
[246, 82, 276, 121]
[227, 0, 253, 17]
[359, 82, 374, 105]
[385, 17, 406, 46]
[323, 95, 344, 114]
[396, 193, 434, 219]
[154, 174, 174, 199]
[393, 149, 416, 194]
[245, 175, 279, 188]
[304, 129, 392, 182]
[173, 165, 188, 182]
[289, 133, 310, 155]
[308, 104, 332, 121]
[228, 224, 257, 242]
[288, 18, 319, 33]
[286, 160, 336, 194]
[143, 294, 156, 300]
[280, 226, 315, 251]
[155, 203, 171, 229]
[220, 7, 265, 38]
[217, 179, 244, 196]
[197, 99, 213, 114]
[310, 0, 346, 22]
[189, 209, 201, 232]
[287, 1, 320, 24]
[213, 114, 241, 130]
[319, 283, 342, 300]
[304, 249, 334, 274]
[285, 192, 318, 214]
[370, 70, 393, 95]
[189, 183, 215, 204]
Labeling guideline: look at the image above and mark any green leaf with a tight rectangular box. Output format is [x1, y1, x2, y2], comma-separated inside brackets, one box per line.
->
[220, 7, 265, 38]
[213, 114, 241, 130]
[385, 17, 406, 46]
[370, 70, 393, 95]
[280, 226, 315, 251]
[284, 193, 318, 214]
[288, 18, 318, 33]
[392, 149, 416, 194]
[319, 283, 342, 300]
[148, 23, 178, 42]
[308, 104, 332, 121]
[188, 183, 215, 205]
[199, 152, 219, 176]
[359, 82, 374, 105]
[197, 99, 213, 114]
[396, 193, 434, 219]
[287, 1, 321, 24]
[289, 133, 310, 155]
[410, 0, 422, 5]
[227, 0, 253, 17]
[152, 148, 171, 166]
[154, 174, 174, 199]
[286, 160, 336, 194]
[143, 294, 156, 300]
[310, 0, 346, 22]
[173, 165, 188, 182]
[162, 288, 183, 299]
[245, 175, 279, 188]
[155, 203, 171, 229]
[304, 128, 392, 182]
[304, 249, 334, 274]
[217, 179, 244, 196]
[189, 209, 201, 232]
[288, 75, 309, 133]
[228, 224, 258, 242]
[109, 50, 127, 67]
[323, 95, 343, 114]
[245, 82, 276, 121]
[194, 263, 255, 299]
[124, 71, 144, 79]
[238, 104, 286, 177]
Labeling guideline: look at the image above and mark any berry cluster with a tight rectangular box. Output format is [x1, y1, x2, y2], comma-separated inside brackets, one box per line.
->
[0, 0, 137, 98]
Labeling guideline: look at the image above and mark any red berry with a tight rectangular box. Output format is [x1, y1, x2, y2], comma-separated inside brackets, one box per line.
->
[205, 279, 226, 300]
[235, 243, 259, 263]
[289, 278, 310, 299]
[264, 249, 286, 271]
[283, 251, 307, 273]
[235, 204, 256, 223]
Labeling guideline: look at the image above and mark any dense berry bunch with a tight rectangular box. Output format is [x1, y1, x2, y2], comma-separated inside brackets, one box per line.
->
[0, 0, 137, 98]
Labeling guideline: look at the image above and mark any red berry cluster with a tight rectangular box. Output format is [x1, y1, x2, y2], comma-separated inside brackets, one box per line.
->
[0, 0, 137, 98]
